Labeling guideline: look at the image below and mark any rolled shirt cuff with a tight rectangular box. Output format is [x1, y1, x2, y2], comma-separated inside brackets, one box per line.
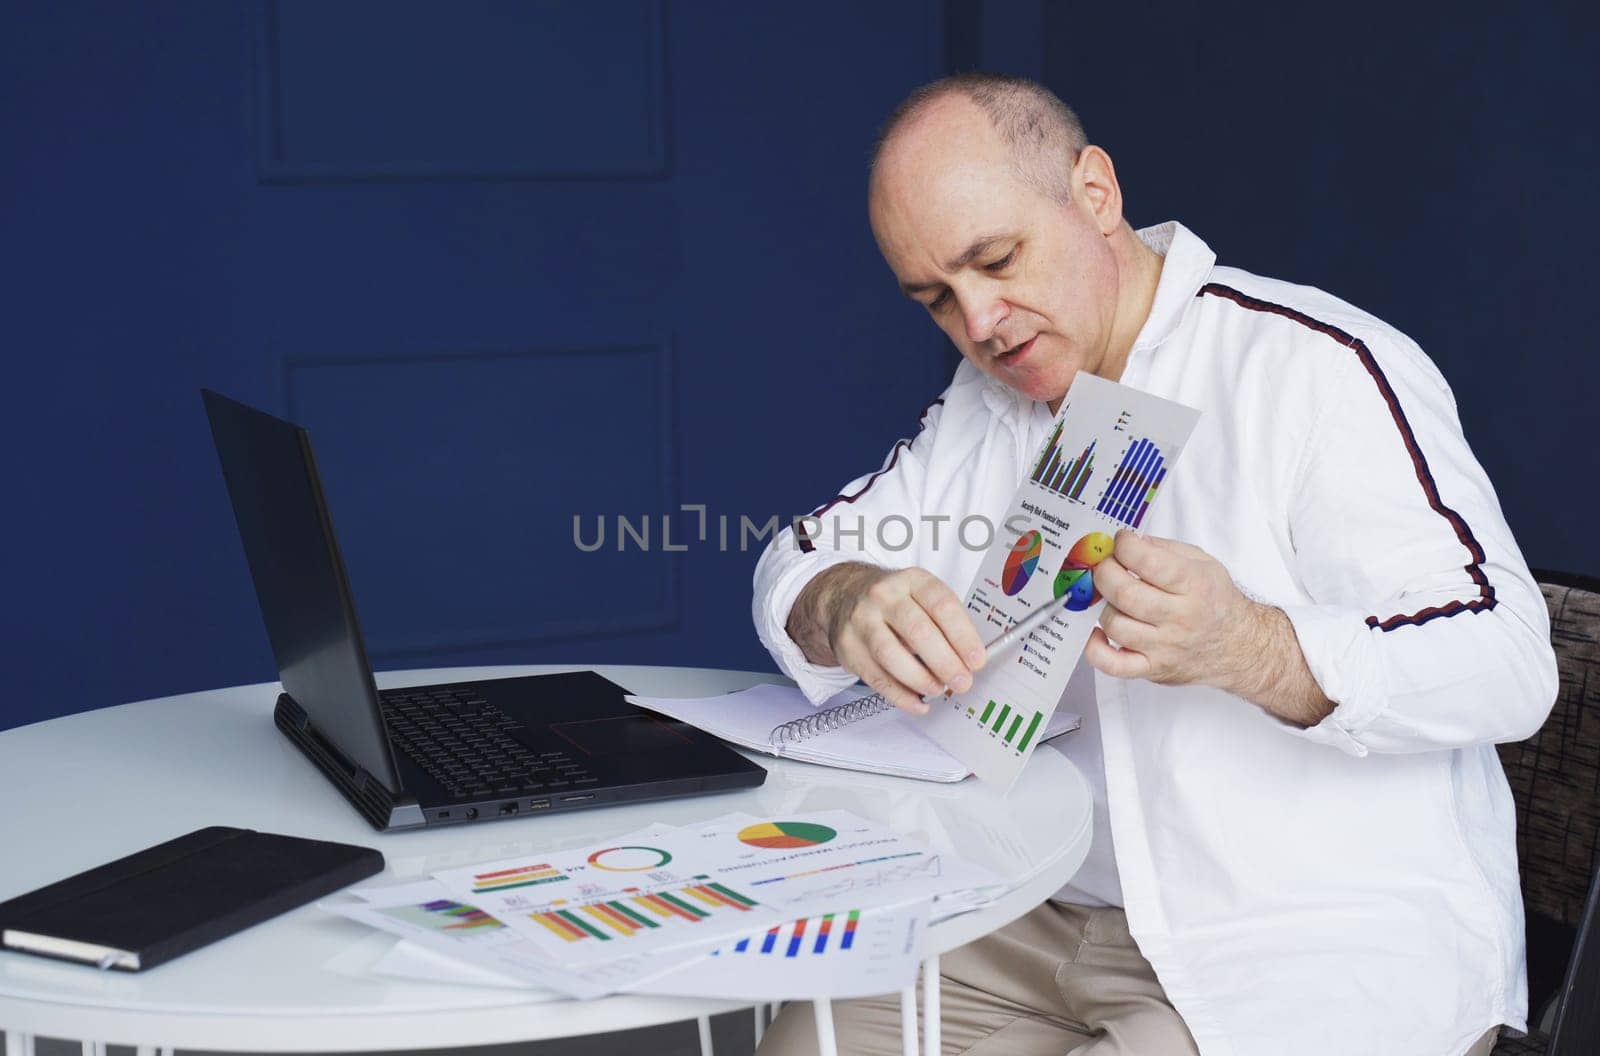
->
[1273, 604, 1387, 758]
[754, 548, 873, 706]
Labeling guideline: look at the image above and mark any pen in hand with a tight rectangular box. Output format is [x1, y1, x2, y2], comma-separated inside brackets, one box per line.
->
[927, 593, 1074, 704]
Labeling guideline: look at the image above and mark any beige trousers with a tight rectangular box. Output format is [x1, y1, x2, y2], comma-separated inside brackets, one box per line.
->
[756, 901, 1501, 1056]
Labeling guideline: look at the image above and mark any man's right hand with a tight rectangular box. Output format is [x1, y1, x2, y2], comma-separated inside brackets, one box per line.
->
[785, 563, 986, 714]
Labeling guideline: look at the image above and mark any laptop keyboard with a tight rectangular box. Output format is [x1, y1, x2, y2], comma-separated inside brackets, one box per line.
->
[379, 685, 596, 801]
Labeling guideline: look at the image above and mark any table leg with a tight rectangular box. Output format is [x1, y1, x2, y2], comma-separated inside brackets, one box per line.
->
[922, 953, 940, 1056]
[899, 986, 917, 1056]
[83, 1044, 107, 1056]
[812, 998, 838, 1056]
[4, 1034, 35, 1056]
[754, 1003, 768, 1047]
[697, 1013, 714, 1056]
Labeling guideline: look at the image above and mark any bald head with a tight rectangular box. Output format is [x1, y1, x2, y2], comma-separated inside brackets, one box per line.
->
[870, 74, 1088, 205]
[864, 75, 1159, 409]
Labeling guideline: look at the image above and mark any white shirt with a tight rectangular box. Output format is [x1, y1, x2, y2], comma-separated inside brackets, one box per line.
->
[751, 222, 1557, 1056]
[1048, 659, 1121, 907]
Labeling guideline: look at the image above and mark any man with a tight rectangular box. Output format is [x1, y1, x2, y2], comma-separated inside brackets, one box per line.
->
[751, 74, 1556, 1056]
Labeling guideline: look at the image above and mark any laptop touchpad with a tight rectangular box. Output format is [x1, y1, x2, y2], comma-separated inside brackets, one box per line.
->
[547, 715, 695, 756]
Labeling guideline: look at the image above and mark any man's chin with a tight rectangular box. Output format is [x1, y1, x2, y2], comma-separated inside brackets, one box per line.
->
[967, 355, 1075, 407]
[1011, 371, 1075, 409]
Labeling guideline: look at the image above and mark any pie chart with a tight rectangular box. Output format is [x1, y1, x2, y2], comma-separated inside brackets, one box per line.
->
[737, 821, 837, 849]
[1002, 530, 1043, 596]
[1053, 531, 1114, 611]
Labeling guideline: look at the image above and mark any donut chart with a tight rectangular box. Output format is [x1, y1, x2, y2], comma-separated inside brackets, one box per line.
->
[1053, 531, 1114, 611]
[587, 846, 673, 872]
[1002, 530, 1043, 596]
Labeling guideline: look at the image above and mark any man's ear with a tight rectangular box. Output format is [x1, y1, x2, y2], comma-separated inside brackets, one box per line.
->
[1073, 146, 1125, 236]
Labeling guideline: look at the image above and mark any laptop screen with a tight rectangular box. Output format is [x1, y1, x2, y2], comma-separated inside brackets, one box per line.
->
[202, 389, 401, 792]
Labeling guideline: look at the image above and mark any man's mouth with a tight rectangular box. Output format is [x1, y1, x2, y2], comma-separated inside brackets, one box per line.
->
[996, 336, 1037, 364]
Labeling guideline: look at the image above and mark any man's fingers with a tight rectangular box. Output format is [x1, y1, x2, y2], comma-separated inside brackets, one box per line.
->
[833, 567, 984, 711]
[888, 603, 973, 694]
[852, 653, 929, 715]
[1094, 553, 1175, 623]
[1112, 530, 1188, 591]
[1083, 627, 1152, 680]
[1098, 603, 1156, 651]
[911, 578, 987, 670]
[866, 626, 945, 701]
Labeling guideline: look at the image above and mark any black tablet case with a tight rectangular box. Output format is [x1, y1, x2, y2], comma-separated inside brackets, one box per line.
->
[0, 826, 384, 970]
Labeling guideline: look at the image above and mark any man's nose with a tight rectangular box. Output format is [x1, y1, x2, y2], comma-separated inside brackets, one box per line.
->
[962, 293, 1007, 344]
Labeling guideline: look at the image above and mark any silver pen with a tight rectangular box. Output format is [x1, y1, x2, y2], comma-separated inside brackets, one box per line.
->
[933, 593, 1074, 700]
[979, 592, 1073, 660]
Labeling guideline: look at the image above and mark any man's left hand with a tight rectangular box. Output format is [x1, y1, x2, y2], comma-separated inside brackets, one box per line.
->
[1082, 530, 1334, 725]
[1083, 529, 1260, 693]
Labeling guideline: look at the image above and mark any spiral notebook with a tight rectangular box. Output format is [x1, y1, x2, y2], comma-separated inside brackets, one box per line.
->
[625, 685, 1080, 782]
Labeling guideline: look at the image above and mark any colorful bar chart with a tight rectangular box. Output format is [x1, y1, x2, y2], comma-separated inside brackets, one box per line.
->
[1095, 437, 1167, 528]
[528, 876, 760, 943]
[725, 911, 863, 958]
[814, 913, 834, 953]
[1030, 421, 1095, 502]
[965, 700, 1046, 754]
[381, 899, 505, 934]
[470, 862, 568, 894]
[1031, 421, 1064, 481]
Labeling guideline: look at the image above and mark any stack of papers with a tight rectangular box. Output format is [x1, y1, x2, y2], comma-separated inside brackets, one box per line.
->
[321, 809, 1008, 1000]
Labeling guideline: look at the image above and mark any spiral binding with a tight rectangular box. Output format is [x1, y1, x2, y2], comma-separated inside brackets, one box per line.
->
[769, 691, 893, 745]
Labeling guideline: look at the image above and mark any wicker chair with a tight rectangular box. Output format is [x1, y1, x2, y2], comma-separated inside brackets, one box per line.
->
[1492, 570, 1600, 1056]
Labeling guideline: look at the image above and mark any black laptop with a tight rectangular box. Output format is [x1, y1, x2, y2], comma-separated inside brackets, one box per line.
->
[200, 389, 765, 831]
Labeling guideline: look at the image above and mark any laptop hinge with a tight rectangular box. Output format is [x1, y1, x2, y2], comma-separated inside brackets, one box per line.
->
[274, 693, 425, 830]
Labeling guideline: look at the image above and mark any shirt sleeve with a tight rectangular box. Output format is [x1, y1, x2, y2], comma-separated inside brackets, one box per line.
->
[751, 395, 947, 705]
[1276, 327, 1557, 756]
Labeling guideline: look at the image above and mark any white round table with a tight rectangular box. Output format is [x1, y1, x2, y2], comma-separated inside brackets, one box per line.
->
[0, 664, 1092, 1054]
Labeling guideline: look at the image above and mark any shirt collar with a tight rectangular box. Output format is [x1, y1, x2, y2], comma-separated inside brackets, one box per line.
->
[1130, 220, 1217, 354]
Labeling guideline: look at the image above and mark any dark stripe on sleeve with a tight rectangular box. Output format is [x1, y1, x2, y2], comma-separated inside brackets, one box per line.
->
[1198, 282, 1495, 630]
[796, 398, 945, 554]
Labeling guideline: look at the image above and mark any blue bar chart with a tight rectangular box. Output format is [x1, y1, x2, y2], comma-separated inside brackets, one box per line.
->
[1095, 437, 1166, 528]
[727, 910, 861, 958]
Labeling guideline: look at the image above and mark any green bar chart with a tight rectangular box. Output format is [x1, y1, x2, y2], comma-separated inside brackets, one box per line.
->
[964, 699, 1046, 754]
[1016, 710, 1043, 752]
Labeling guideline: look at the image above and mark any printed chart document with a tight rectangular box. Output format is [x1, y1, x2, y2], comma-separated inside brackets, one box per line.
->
[322, 878, 679, 998]
[627, 899, 930, 1000]
[323, 810, 1003, 999]
[925, 373, 1200, 789]
[678, 810, 1005, 916]
[430, 835, 779, 965]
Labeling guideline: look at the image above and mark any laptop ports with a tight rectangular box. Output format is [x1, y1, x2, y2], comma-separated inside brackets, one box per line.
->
[498, 802, 519, 816]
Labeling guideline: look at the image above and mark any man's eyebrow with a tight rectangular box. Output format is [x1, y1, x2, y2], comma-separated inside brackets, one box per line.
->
[898, 234, 1014, 297]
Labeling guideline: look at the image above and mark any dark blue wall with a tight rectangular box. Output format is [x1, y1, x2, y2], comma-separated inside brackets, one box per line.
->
[2, 2, 1593, 731]
[1037, 4, 1599, 584]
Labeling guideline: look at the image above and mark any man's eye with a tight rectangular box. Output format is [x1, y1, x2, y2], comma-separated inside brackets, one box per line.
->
[984, 249, 1016, 272]
[928, 289, 951, 311]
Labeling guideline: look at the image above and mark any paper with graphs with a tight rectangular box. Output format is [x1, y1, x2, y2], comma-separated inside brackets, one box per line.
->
[922, 372, 1200, 789]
